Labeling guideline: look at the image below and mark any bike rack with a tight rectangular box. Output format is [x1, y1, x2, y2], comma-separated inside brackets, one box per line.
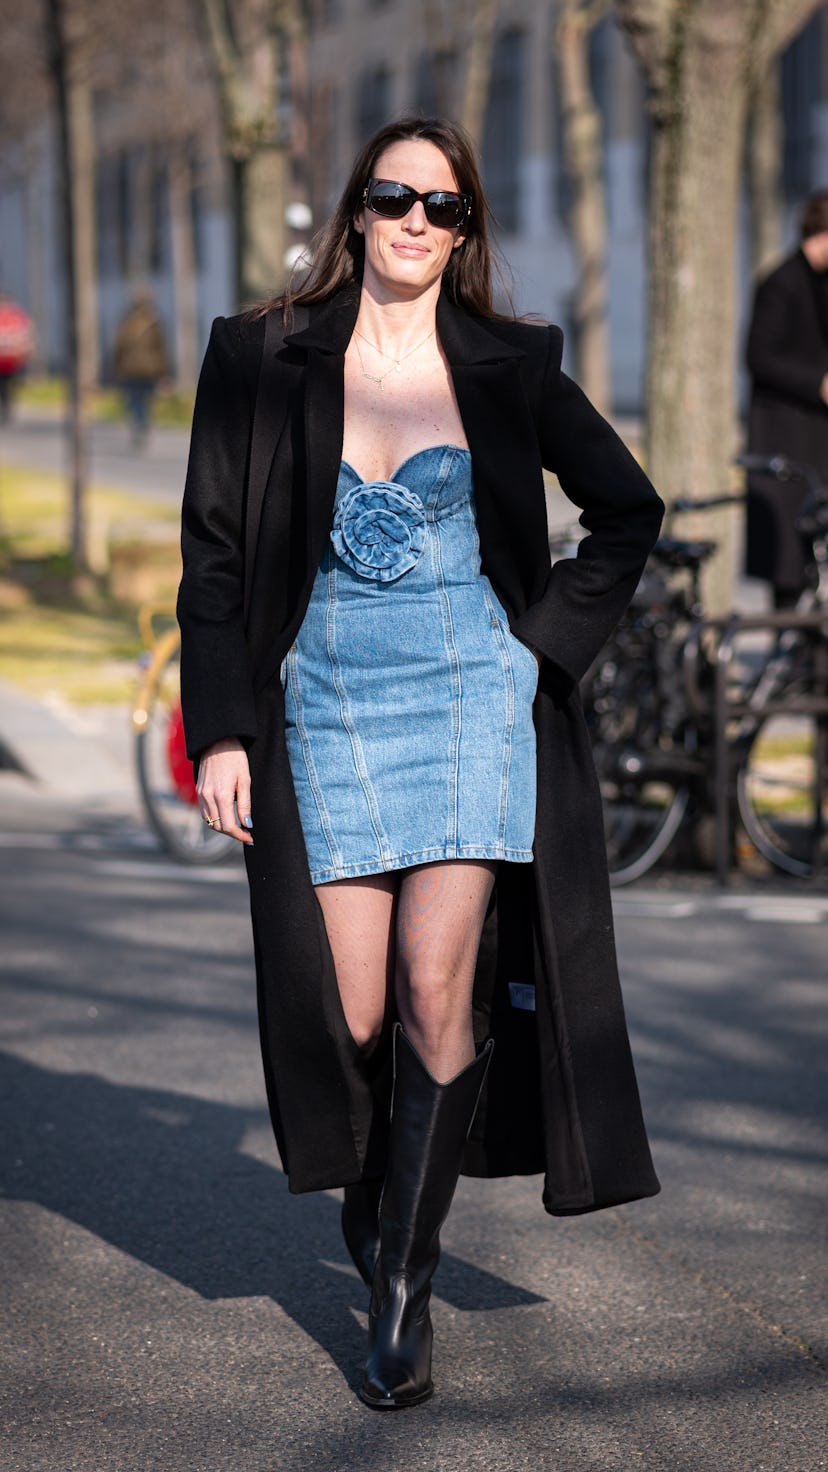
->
[704, 611, 828, 885]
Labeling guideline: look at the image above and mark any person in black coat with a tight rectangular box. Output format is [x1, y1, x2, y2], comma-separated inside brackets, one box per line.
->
[745, 189, 828, 604]
[177, 117, 663, 1411]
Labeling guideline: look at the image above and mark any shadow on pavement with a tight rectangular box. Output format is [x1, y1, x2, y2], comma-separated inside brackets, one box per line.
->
[0, 1051, 544, 1391]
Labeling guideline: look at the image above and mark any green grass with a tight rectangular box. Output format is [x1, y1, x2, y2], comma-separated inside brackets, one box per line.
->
[16, 376, 196, 428]
[0, 463, 180, 703]
[750, 735, 813, 759]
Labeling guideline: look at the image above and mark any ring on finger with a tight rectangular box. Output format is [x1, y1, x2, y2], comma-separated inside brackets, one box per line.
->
[204, 814, 218, 828]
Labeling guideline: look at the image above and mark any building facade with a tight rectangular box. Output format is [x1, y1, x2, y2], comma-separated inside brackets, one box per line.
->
[1, 2, 827, 410]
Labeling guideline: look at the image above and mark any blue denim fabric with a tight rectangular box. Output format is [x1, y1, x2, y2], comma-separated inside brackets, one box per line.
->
[282, 445, 538, 885]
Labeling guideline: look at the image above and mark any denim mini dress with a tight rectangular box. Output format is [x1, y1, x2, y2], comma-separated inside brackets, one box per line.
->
[282, 445, 538, 885]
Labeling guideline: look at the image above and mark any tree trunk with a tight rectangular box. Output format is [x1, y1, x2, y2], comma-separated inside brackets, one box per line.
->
[644, 32, 748, 609]
[233, 144, 289, 306]
[616, 0, 825, 611]
[68, 75, 99, 389]
[44, 0, 89, 574]
[747, 61, 783, 279]
[200, 0, 289, 309]
[286, 7, 310, 208]
[23, 129, 48, 373]
[461, 0, 499, 144]
[168, 145, 199, 384]
[557, 0, 611, 415]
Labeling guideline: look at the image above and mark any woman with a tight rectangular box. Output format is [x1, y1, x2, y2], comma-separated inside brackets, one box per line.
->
[178, 117, 663, 1411]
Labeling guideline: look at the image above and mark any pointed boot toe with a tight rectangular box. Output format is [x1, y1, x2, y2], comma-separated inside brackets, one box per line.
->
[360, 1273, 434, 1409]
[359, 1371, 434, 1411]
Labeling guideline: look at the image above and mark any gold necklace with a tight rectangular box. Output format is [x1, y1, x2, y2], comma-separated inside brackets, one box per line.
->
[352, 325, 436, 390]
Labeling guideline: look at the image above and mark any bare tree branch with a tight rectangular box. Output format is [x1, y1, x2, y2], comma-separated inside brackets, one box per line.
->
[613, 0, 678, 92]
[556, 0, 612, 411]
[752, 0, 824, 74]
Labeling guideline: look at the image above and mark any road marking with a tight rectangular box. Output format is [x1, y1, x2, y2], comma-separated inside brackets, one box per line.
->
[0, 833, 59, 848]
[743, 906, 826, 924]
[613, 892, 828, 923]
[93, 858, 243, 884]
[609, 902, 698, 919]
[0, 830, 156, 852]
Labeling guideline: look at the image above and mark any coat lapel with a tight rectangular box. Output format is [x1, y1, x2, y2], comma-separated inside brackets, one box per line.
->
[268, 286, 550, 623]
[437, 296, 551, 615]
[285, 287, 360, 581]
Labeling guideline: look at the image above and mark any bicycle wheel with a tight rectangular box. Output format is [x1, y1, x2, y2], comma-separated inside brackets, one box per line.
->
[737, 710, 827, 877]
[594, 746, 691, 886]
[583, 640, 693, 885]
[134, 640, 238, 866]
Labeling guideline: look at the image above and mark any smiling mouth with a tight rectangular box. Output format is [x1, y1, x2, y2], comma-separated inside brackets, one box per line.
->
[392, 243, 429, 255]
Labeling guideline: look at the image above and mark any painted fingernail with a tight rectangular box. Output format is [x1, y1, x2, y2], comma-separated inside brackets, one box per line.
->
[243, 815, 253, 829]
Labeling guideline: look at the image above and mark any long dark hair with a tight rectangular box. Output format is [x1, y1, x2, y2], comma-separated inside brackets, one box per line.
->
[264, 116, 512, 322]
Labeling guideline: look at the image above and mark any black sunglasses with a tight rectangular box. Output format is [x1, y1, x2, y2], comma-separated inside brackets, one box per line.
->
[361, 178, 471, 230]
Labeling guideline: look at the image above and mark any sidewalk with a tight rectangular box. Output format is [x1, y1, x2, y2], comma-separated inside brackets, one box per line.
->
[0, 678, 136, 813]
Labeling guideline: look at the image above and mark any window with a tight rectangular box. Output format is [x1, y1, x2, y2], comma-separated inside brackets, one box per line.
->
[355, 67, 392, 146]
[149, 148, 167, 274]
[413, 50, 459, 118]
[781, 14, 822, 199]
[116, 152, 131, 275]
[481, 29, 526, 233]
[95, 154, 120, 278]
[314, 0, 342, 26]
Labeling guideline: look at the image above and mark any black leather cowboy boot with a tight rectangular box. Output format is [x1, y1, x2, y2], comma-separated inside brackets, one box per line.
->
[342, 1178, 382, 1286]
[359, 1025, 493, 1410]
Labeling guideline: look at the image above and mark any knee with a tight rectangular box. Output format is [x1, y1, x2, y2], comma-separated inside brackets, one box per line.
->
[396, 961, 461, 1030]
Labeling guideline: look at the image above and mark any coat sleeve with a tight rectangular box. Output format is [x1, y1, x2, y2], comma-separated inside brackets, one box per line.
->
[747, 271, 828, 408]
[511, 326, 664, 685]
[177, 316, 259, 761]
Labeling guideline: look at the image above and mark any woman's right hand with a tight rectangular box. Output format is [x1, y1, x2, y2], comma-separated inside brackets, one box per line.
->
[196, 737, 253, 845]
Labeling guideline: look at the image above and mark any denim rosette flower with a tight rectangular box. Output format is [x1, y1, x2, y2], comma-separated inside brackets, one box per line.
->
[331, 480, 427, 582]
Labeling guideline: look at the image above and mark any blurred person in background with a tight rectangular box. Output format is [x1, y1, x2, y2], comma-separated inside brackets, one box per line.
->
[0, 292, 35, 422]
[112, 288, 170, 447]
[745, 189, 828, 606]
[177, 117, 662, 1411]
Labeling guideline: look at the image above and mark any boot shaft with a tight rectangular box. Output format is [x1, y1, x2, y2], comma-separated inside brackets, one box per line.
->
[376, 1027, 493, 1283]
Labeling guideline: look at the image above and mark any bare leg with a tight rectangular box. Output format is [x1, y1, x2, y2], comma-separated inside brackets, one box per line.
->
[395, 860, 496, 1081]
[314, 874, 396, 1052]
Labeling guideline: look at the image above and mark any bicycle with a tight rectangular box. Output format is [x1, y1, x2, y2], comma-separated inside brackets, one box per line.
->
[131, 603, 238, 865]
[580, 457, 828, 884]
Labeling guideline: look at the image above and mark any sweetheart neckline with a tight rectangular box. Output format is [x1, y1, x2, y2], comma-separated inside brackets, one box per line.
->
[339, 443, 471, 486]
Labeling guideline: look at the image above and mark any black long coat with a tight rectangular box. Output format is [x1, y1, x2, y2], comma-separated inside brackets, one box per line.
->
[746, 249, 828, 593]
[177, 285, 664, 1217]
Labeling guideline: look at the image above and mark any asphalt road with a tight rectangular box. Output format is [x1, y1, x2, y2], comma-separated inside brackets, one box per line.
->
[0, 786, 825, 1472]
